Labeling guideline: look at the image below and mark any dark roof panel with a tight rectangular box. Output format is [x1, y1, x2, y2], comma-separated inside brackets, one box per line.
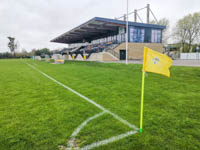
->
[51, 17, 166, 44]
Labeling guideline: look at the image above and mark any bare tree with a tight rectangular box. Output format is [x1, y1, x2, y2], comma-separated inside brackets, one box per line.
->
[186, 13, 200, 50]
[173, 19, 188, 52]
[173, 12, 200, 52]
[7, 37, 17, 54]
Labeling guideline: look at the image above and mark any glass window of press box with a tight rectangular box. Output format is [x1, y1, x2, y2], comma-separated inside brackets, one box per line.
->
[70, 26, 162, 48]
[129, 26, 162, 43]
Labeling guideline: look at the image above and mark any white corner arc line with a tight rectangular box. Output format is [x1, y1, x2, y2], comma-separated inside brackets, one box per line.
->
[25, 62, 138, 131]
[67, 112, 106, 150]
[80, 130, 137, 150]
[71, 112, 106, 138]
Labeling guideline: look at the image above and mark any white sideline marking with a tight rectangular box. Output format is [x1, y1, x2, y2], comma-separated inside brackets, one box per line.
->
[25, 62, 138, 131]
[80, 130, 137, 150]
[25, 62, 139, 149]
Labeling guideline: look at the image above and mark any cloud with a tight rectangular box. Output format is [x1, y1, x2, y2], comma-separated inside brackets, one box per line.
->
[0, 0, 200, 52]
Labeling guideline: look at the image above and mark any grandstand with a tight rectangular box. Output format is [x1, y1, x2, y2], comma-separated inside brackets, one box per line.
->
[51, 17, 166, 61]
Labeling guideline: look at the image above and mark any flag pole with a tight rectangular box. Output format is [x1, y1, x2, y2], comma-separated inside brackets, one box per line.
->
[125, 0, 129, 65]
[140, 47, 147, 133]
[140, 71, 145, 133]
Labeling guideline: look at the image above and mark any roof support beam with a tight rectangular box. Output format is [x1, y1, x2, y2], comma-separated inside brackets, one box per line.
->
[80, 27, 108, 33]
[74, 30, 99, 35]
[87, 23, 117, 31]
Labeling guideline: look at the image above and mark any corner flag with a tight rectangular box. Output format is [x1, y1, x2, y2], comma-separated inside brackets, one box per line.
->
[143, 47, 173, 77]
[140, 47, 173, 133]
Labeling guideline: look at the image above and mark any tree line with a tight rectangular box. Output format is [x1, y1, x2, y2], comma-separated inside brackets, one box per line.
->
[174, 12, 200, 52]
[0, 37, 54, 59]
[0, 47, 52, 59]
[1, 11, 200, 58]
[152, 12, 200, 52]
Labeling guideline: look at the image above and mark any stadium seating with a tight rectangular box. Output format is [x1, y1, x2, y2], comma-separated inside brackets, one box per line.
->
[67, 40, 121, 59]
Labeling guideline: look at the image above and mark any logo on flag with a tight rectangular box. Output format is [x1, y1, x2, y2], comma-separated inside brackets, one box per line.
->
[152, 57, 160, 64]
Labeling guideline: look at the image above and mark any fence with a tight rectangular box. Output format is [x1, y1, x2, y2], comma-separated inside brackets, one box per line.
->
[180, 53, 200, 60]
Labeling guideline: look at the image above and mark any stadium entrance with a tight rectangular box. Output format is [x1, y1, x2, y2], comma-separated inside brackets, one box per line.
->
[120, 50, 126, 60]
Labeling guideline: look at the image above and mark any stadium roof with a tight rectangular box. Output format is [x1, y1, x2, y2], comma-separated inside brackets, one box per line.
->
[51, 17, 166, 44]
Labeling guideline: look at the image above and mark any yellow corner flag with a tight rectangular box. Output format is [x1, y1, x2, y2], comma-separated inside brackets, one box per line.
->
[140, 47, 173, 133]
[143, 47, 173, 77]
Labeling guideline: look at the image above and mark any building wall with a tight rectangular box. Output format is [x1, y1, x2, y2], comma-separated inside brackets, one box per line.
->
[114, 42, 164, 60]
[88, 53, 103, 61]
[63, 55, 69, 60]
[88, 52, 118, 61]
[75, 54, 84, 61]
[103, 52, 118, 61]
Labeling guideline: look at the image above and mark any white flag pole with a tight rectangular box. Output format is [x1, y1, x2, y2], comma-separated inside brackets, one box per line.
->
[126, 0, 129, 65]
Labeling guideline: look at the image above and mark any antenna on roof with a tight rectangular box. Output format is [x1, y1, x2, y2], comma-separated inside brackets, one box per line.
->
[147, 4, 150, 24]
[115, 4, 158, 24]
[149, 6, 158, 23]
[123, 14, 126, 21]
[134, 9, 137, 22]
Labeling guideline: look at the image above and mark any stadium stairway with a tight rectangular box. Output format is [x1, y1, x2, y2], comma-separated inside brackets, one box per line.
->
[104, 43, 120, 59]
[69, 41, 122, 61]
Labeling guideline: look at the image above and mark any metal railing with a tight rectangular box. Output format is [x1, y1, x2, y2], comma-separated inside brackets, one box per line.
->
[106, 49, 119, 59]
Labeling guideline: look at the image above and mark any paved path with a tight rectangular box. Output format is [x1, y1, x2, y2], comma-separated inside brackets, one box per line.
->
[104, 60, 200, 67]
[172, 60, 200, 67]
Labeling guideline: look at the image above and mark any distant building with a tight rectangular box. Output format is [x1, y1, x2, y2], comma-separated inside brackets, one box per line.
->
[51, 17, 166, 61]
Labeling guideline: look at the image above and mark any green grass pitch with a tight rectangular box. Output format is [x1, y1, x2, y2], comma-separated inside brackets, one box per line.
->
[0, 59, 200, 150]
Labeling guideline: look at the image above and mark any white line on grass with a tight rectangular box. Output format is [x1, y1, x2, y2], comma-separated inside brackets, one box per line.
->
[71, 112, 106, 138]
[25, 62, 138, 131]
[67, 112, 106, 150]
[25, 62, 139, 149]
[81, 130, 137, 150]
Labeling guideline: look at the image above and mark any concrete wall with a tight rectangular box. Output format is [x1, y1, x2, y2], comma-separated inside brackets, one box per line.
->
[52, 54, 62, 60]
[114, 43, 164, 60]
[88, 52, 118, 61]
[180, 53, 200, 60]
[75, 54, 84, 61]
[103, 52, 118, 61]
[68, 55, 72, 60]
[35, 56, 41, 61]
[88, 53, 103, 61]
[63, 55, 69, 60]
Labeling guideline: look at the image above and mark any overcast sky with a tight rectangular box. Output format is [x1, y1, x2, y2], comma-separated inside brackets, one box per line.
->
[0, 0, 200, 52]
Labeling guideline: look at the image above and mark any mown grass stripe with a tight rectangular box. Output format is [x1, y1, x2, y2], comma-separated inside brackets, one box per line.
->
[25, 62, 138, 131]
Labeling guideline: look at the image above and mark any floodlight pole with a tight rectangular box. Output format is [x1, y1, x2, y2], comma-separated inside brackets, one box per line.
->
[126, 0, 129, 65]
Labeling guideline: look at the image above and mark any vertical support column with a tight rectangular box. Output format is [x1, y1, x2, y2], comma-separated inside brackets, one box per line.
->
[134, 9, 137, 22]
[123, 14, 126, 21]
[147, 4, 150, 24]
